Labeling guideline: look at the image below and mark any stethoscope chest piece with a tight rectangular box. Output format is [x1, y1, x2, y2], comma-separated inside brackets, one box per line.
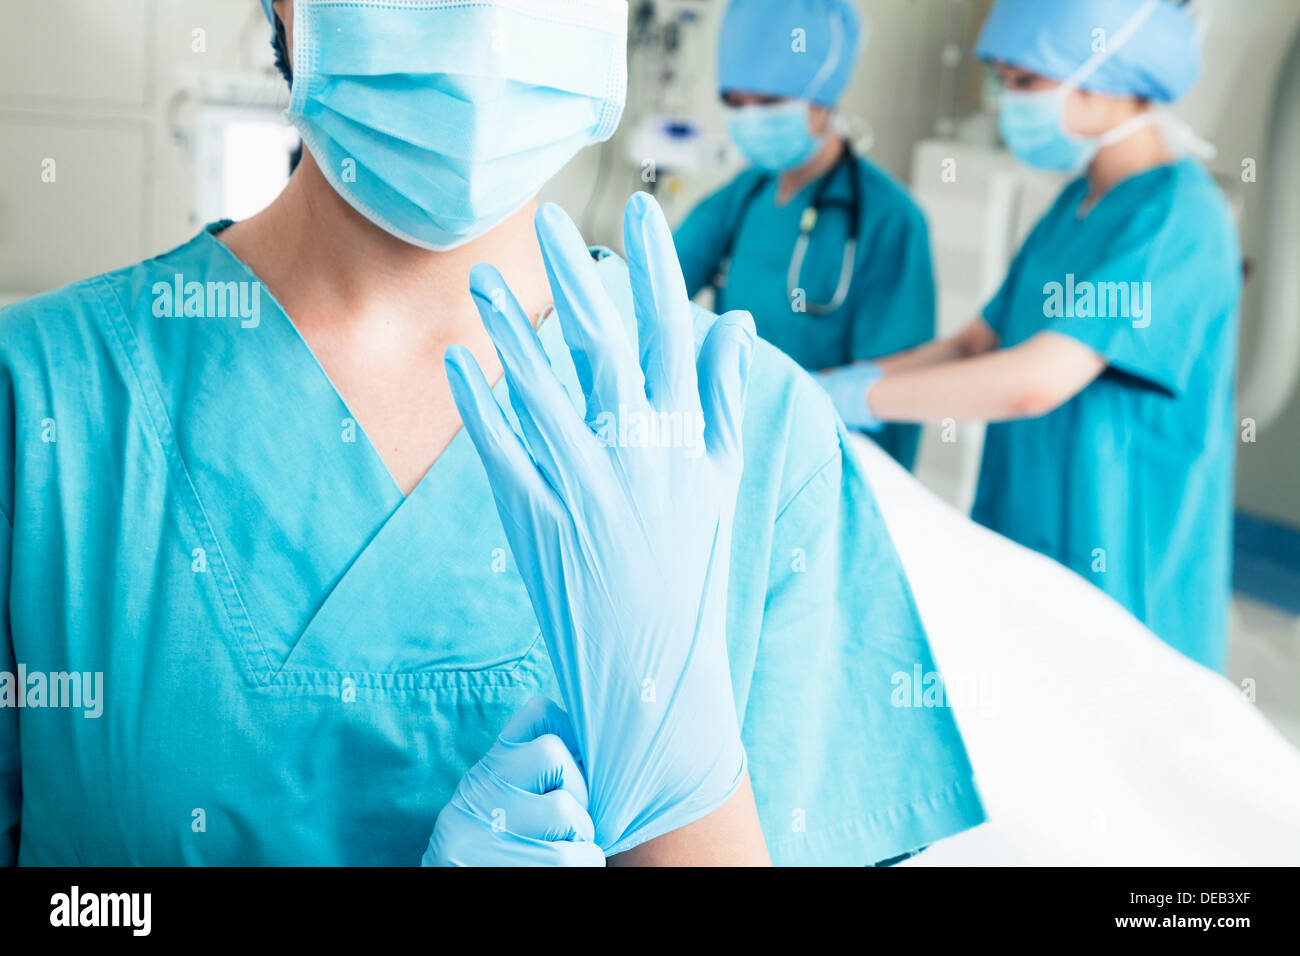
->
[715, 139, 864, 318]
[790, 202, 858, 315]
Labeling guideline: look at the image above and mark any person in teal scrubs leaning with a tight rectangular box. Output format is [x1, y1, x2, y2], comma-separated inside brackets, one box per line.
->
[673, 0, 935, 470]
[819, 0, 1240, 672]
[0, 0, 984, 865]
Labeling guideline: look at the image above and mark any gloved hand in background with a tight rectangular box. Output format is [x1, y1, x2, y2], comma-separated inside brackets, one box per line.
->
[817, 362, 885, 432]
[446, 192, 756, 855]
[423, 696, 604, 867]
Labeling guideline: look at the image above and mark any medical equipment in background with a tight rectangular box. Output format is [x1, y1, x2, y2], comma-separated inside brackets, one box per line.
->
[935, 0, 977, 138]
[1239, 27, 1300, 432]
[1228, 14, 1300, 621]
[168, 71, 298, 226]
[613, 0, 732, 225]
[712, 140, 865, 315]
[625, 116, 731, 179]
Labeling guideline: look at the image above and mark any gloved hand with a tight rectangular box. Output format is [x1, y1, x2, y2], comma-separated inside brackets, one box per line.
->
[422, 696, 605, 867]
[816, 362, 885, 432]
[445, 192, 756, 855]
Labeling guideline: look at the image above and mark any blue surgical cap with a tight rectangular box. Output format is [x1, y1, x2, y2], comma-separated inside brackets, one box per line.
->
[717, 0, 865, 106]
[976, 0, 1202, 103]
[259, 0, 274, 24]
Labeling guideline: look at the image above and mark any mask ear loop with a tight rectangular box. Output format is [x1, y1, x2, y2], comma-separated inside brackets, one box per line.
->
[1095, 110, 1157, 147]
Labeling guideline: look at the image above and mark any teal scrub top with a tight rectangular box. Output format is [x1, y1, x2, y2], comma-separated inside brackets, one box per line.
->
[0, 223, 983, 866]
[673, 154, 936, 470]
[973, 159, 1241, 672]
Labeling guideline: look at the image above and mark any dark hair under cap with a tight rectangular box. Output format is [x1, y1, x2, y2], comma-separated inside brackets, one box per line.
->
[272, 11, 292, 84]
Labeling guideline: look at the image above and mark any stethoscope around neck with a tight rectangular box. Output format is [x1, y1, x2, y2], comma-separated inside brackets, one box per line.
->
[713, 137, 863, 316]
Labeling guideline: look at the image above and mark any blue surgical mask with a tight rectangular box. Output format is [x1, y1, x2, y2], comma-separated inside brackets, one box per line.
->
[285, 0, 628, 251]
[999, 87, 1095, 172]
[725, 101, 827, 172]
[999, 87, 1153, 174]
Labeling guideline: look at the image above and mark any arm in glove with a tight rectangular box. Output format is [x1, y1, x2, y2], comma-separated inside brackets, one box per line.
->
[423, 696, 604, 867]
[445, 192, 757, 856]
[817, 362, 884, 432]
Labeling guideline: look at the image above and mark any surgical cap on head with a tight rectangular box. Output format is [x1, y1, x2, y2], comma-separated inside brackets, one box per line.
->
[976, 0, 1203, 103]
[260, 0, 274, 24]
[718, 0, 865, 106]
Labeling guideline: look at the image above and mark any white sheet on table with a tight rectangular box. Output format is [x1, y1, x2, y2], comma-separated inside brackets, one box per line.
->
[846, 436, 1300, 866]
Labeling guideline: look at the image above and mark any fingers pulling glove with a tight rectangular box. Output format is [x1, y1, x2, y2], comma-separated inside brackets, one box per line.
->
[446, 192, 755, 855]
[423, 696, 605, 867]
[817, 362, 885, 432]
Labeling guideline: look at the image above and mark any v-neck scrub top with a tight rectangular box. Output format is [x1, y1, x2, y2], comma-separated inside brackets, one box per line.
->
[0, 222, 983, 866]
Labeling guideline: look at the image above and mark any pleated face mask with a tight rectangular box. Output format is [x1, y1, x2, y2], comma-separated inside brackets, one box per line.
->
[285, 0, 628, 251]
[724, 100, 827, 172]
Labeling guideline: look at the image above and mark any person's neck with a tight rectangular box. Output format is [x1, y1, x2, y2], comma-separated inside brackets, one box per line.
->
[777, 134, 844, 205]
[219, 150, 553, 334]
[1084, 121, 1175, 208]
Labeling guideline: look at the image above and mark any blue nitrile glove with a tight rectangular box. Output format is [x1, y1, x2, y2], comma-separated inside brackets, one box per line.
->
[445, 192, 756, 856]
[423, 696, 605, 867]
[817, 362, 884, 432]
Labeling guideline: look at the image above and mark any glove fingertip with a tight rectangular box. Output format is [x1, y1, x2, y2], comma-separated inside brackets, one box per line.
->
[535, 202, 588, 262]
[468, 261, 505, 298]
[444, 345, 481, 406]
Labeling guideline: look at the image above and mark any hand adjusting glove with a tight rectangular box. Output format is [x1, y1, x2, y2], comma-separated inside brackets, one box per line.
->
[817, 362, 885, 432]
[423, 695, 604, 867]
[445, 192, 756, 855]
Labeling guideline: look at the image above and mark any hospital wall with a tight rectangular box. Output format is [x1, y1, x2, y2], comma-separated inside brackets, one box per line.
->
[0, 0, 273, 296]
[1, 0, 1299, 535]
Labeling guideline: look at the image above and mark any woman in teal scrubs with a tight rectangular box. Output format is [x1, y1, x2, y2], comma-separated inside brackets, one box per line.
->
[0, 0, 983, 865]
[820, 0, 1240, 671]
[673, 0, 935, 471]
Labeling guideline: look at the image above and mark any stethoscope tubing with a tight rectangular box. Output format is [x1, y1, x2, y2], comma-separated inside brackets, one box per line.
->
[715, 137, 864, 317]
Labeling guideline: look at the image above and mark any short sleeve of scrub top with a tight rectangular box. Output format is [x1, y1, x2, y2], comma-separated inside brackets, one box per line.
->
[984, 164, 1228, 396]
[1040, 206, 1211, 397]
[0, 231, 984, 865]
